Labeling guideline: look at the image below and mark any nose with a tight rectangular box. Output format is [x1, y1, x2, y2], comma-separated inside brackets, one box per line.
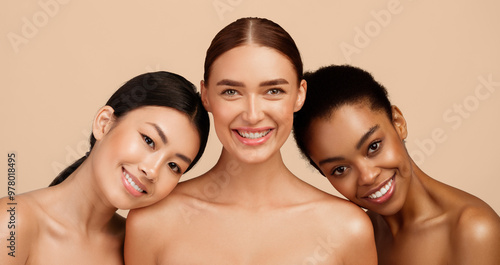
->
[357, 162, 380, 186]
[241, 95, 264, 124]
[139, 155, 162, 183]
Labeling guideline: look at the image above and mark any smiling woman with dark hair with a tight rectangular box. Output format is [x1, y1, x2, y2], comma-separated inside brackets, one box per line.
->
[0, 71, 209, 265]
[293, 64, 500, 265]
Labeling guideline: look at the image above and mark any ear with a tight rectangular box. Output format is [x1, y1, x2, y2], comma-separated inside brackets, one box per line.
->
[92, 106, 115, 140]
[200, 80, 212, 112]
[293, 79, 307, 112]
[391, 105, 408, 140]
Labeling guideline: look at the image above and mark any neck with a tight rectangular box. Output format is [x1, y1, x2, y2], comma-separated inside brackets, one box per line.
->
[50, 158, 118, 232]
[382, 161, 444, 233]
[206, 148, 299, 208]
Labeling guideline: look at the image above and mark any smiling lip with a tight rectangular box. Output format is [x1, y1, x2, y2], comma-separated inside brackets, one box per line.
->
[121, 168, 147, 197]
[233, 127, 273, 146]
[363, 175, 395, 204]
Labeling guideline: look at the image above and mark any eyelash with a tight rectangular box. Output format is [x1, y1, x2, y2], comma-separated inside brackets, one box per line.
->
[267, 88, 285, 95]
[331, 165, 348, 177]
[143, 134, 185, 174]
[329, 140, 382, 176]
[168, 162, 181, 174]
[367, 140, 382, 155]
[142, 134, 155, 149]
[221, 89, 239, 96]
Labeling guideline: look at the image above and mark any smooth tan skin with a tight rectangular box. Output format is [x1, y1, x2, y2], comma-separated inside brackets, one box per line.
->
[0, 106, 200, 265]
[125, 45, 377, 265]
[307, 103, 500, 265]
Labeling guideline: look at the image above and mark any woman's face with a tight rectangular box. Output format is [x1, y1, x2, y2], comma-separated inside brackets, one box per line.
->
[202, 44, 306, 164]
[306, 104, 413, 216]
[91, 106, 200, 210]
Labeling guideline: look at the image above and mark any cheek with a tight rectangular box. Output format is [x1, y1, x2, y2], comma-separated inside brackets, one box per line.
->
[154, 177, 179, 199]
[328, 177, 357, 199]
[270, 103, 294, 126]
[211, 102, 235, 126]
[380, 140, 409, 168]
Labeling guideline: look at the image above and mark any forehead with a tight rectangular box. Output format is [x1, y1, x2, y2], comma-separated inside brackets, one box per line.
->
[208, 45, 297, 85]
[307, 104, 391, 155]
[121, 106, 197, 136]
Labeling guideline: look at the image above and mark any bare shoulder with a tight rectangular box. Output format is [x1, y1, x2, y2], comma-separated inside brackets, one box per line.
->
[450, 192, 500, 264]
[124, 177, 209, 264]
[445, 184, 500, 236]
[296, 185, 371, 234]
[307, 193, 377, 264]
[454, 200, 500, 244]
[127, 175, 212, 226]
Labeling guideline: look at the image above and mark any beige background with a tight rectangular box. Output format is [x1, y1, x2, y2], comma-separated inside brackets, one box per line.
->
[1, 0, 499, 216]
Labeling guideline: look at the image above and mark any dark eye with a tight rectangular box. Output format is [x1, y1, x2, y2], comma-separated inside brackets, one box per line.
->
[222, 89, 238, 96]
[142, 134, 155, 149]
[267, 88, 284, 95]
[168, 162, 181, 174]
[368, 141, 381, 154]
[332, 166, 348, 176]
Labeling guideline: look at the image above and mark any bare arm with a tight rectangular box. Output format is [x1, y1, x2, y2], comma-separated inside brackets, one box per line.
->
[124, 207, 162, 265]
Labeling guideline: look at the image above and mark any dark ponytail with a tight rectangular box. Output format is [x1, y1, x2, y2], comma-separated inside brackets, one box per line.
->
[49, 71, 210, 186]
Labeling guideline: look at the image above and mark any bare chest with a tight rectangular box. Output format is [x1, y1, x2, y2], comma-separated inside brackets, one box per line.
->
[376, 227, 452, 265]
[27, 231, 123, 265]
[158, 209, 345, 265]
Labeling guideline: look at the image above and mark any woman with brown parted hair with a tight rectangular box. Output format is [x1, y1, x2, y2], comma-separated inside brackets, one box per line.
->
[125, 18, 377, 264]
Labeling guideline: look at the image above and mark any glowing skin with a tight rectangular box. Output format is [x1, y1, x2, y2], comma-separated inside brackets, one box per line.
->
[307, 104, 412, 216]
[306, 103, 500, 265]
[125, 45, 377, 265]
[201, 44, 306, 164]
[0, 105, 201, 265]
[91, 106, 200, 210]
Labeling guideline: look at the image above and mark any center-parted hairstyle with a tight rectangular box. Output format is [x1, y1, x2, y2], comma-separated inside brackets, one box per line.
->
[50, 71, 210, 186]
[293, 65, 393, 175]
[203, 17, 303, 84]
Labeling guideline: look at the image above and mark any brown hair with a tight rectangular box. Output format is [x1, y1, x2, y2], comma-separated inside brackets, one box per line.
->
[203, 17, 303, 83]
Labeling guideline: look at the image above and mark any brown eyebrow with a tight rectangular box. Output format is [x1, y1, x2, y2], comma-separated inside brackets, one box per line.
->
[147, 122, 167, 144]
[176, 154, 192, 165]
[356, 125, 380, 150]
[215, 78, 289, 88]
[318, 156, 345, 166]
[259, 78, 289, 87]
[318, 125, 380, 166]
[216, 79, 244, 87]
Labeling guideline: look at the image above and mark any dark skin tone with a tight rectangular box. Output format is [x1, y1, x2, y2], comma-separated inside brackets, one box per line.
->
[307, 103, 500, 265]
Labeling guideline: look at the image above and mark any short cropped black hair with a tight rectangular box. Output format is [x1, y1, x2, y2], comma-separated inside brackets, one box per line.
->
[293, 64, 392, 174]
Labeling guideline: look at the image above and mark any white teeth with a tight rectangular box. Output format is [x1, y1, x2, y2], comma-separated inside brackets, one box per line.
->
[124, 172, 143, 193]
[368, 179, 393, 199]
[238, 130, 271, 139]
